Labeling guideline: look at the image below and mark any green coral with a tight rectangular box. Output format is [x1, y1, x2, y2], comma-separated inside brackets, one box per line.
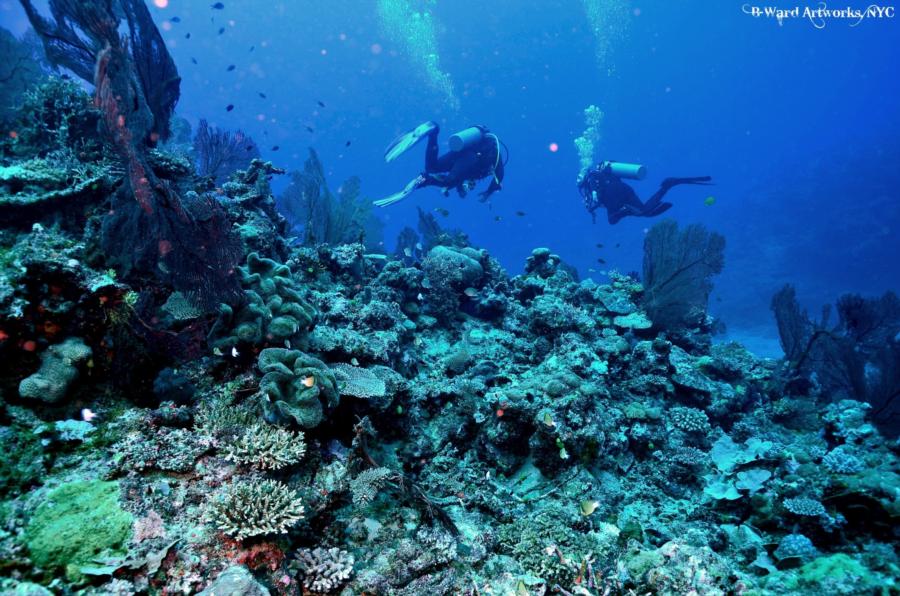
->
[24, 481, 132, 581]
[258, 348, 339, 429]
[209, 252, 316, 351]
[18, 337, 92, 403]
[779, 554, 889, 595]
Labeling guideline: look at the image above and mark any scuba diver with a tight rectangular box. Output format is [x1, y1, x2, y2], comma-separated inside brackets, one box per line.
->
[578, 161, 712, 224]
[374, 121, 507, 207]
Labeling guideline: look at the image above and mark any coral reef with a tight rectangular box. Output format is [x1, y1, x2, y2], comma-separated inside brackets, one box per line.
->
[17, 337, 91, 403]
[277, 149, 383, 250]
[193, 119, 261, 184]
[258, 348, 340, 428]
[206, 479, 305, 541]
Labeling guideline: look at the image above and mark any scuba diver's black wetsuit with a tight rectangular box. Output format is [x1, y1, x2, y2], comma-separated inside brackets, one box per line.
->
[578, 162, 711, 224]
[376, 122, 506, 207]
[419, 124, 505, 201]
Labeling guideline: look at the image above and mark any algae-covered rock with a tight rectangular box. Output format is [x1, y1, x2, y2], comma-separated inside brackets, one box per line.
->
[24, 480, 132, 580]
[18, 337, 92, 403]
[199, 565, 270, 596]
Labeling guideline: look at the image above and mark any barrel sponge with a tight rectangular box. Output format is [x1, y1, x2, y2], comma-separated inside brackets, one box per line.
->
[19, 337, 92, 403]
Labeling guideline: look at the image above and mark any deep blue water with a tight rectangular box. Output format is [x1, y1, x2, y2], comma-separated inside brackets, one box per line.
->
[3, 0, 898, 355]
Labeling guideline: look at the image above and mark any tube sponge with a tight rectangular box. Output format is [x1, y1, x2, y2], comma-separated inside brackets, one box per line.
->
[574, 104, 604, 182]
[377, 0, 459, 110]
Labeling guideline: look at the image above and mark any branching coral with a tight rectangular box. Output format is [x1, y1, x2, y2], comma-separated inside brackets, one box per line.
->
[206, 479, 305, 540]
[376, 0, 459, 109]
[293, 547, 354, 594]
[258, 348, 339, 429]
[223, 422, 306, 471]
[349, 467, 397, 507]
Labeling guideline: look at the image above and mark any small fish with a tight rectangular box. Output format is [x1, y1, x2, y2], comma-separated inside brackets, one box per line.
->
[191, 57, 198, 64]
[434, 207, 449, 217]
[597, 258, 606, 264]
[60, 74, 71, 80]
[596, 243, 604, 248]
[580, 499, 600, 516]
[226, 64, 235, 71]
[170, 16, 181, 23]
[218, 27, 225, 34]
[317, 100, 326, 107]
[231, 346, 239, 358]
[258, 92, 267, 98]
[246, 145, 254, 151]
[403, 247, 413, 257]
[249, 45, 255, 52]
[515, 210, 526, 216]
[463, 287, 478, 298]
[704, 195, 716, 206]
[415, 242, 423, 251]
[271, 145, 279, 151]
[213, 347, 223, 356]
[211, 2, 225, 9]
[494, 215, 502, 222]
[185, 33, 191, 39]
[81, 408, 98, 422]
[417, 292, 424, 301]
[542, 411, 555, 427]
[350, 357, 359, 366]
[301, 376, 316, 388]
[305, 125, 314, 133]
[345, 140, 351, 147]
[615, 242, 621, 248]
[225, 104, 234, 111]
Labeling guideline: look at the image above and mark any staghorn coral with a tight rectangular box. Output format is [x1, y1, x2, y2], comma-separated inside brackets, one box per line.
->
[258, 348, 339, 429]
[206, 479, 305, 541]
[293, 547, 354, 594]
[18, 337, 92, 403]
[223, 422, 306, 471]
